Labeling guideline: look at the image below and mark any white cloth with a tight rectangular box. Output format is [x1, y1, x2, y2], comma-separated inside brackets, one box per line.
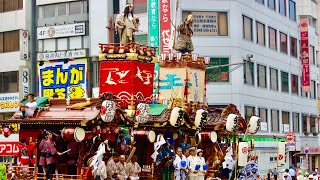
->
[126, 161, 141, 178]
[116, 162, 127, 180]
[106, 159, 117, 180]
[289, 169, 296, 176]
[25, 102, 37, 117]
[173, 154, 188, 180]
[197, 157, 206, 180]
[187, 155, 198, 178]
[95, 161, 108, 180]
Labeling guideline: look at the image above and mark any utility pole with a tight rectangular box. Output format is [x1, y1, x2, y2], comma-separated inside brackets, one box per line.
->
[27, 0, 37, 95]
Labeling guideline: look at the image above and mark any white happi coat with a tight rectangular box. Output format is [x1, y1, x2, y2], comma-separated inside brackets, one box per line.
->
[106, 159, 118, 180]
[173, 154, 188, 180]
[126, 161, 141, 180]
[187, 155, 199, 178]
[116, 161, 127, 180]
[95, 161, 108, 180]
[197, 157, 206, 180]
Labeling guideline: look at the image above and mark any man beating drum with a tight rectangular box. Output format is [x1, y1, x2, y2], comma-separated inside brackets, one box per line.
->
[116, 155, 128, 180]
[106, 153, 120, 180]
[126, 155, 141, 180]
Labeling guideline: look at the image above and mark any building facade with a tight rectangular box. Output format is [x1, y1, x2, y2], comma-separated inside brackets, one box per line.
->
[178, 0, 319, 174]
[0, 0, 29, 121]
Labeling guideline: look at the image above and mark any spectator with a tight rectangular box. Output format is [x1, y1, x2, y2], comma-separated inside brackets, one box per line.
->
[273, 168, 279, 180]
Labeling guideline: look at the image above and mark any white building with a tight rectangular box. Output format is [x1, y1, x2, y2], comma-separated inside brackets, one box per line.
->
[0, 0, 29, 120]
[178, 0, 319, 173]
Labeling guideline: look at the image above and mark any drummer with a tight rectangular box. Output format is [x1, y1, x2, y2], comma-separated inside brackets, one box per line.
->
[116, 155, 128, 180]
[106, 153, 119, 180]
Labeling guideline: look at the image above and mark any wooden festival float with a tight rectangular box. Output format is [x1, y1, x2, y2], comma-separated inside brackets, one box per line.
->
[0, 43, 261, 179]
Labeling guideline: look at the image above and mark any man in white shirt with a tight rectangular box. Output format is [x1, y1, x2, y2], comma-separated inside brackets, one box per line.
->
[14, 93, 37, 119]
[187, 147, 199, 179]
[126, 155, 141, 180]
[116, 155, 127, 180]
[288, 166, 296, 180]
[107, 154, 119, 180]
[173, 147, 188, 180]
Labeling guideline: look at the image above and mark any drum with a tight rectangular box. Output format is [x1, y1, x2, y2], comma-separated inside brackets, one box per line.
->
[194, 109, 208, 129]
[226, 114, 238, 132]
[83, 131, 95, 141]
[133, 130, 156, 143]
[195, 131, 217, 144]
[61, 127, 86, 142]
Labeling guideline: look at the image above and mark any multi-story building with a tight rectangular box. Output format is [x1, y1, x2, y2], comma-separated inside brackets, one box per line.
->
[36, 0, 113, 99]
[178, 0, 319, 174]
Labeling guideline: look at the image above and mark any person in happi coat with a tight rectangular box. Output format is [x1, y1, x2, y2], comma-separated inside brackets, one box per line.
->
[116, 155, 128, 180]
[107, 153, 119, 180]
[187, 147, 199, 179]
[173, 147, 188, 180]
[196, 149, 206, 180]
[44, 131, 61, 180]
[94, 155, 108, 180]
[126, 155, 141, 180]
[38, 131, 47, 173]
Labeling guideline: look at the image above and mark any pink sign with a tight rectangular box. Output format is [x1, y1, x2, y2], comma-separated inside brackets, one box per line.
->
[300, 18, 310, 92]
[160, 0, 171, 54]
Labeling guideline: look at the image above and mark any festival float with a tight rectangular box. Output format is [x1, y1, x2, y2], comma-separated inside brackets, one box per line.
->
[0, 8, 261, 180]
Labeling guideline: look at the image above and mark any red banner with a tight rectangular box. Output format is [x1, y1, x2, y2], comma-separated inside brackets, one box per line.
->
[160, 0, 171, 54]
[0, 142, 20, 156]
[99, 61, 155, 107]
[300, 18, 310, 92]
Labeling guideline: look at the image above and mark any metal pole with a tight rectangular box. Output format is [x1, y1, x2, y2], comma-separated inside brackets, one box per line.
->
[27, 0, 37, 94]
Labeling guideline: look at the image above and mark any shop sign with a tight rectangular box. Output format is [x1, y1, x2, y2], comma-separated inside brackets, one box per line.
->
[37, 23, 85, 39]
[0, 142, 20, 156]
[20, 30, 28, 60]
[182, 11, 218, 36]
[148, 0, 159, 53]
[0, 93, 20, 113]
[160, 0, 171, 54]
[300, 18, 310, 92]
[19, 66, 29, 100]
[38, 58, 88, 99]
[37, 49, 87, 61]
[302, 147, 320, 154]
[285, 132, 295, 142]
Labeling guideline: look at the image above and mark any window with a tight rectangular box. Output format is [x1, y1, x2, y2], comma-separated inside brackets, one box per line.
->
[282, 111, 289, 132]
[301, 77, 308, 97]
[310, 116, 316, 133]
[269, 27, 277, 50]
[280, 32, 287, 54]
[206, 58, 229, 82]
[292, 112, 299, 133]
[244, 62, 254, 85]
[281, 71, 289, 93]
[310, 80, 316, 99]
[310, 46, 315, 65]
[268, 0, 276, 10]
[58, 3, 66, 16]
[256, 22, 265, 46]
[243, 15, 253, 41]
[69, 1, 81, 15]
[245, 106, 255, 122]
[279, 0, 286, 16]
[256, 0, 264, 4]
[302, 115, 308, 133]
[44, 4, 55, 18]
[290, 37, 297, 57]
[0, 0, 23, 12]
[289, 0, 296, 21]
[271, 110, 279, 132]
[0, 31, 19, 53]
[270, 68, 278, 90]
[257, 64, 267, 88]
[291, 74, 298, 95]
[0, 71, 18, 93]
[258, 108, 268, 131]
[134, 0, 147, 14]
[182, 11, 228, 36]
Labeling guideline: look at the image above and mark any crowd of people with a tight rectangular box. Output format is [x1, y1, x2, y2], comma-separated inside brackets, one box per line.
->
[266, 166, 320, 180]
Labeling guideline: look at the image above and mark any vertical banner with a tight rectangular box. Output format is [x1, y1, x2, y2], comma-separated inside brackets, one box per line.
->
[38, 59, 88, 99]
[153, 63, 160, 96]
[160, 0, 171, 54]
[278, 142, 286, 165]
[238, 142, 248, 167]
[19, 66, 29, 100]
[148, 0, 160, 52]
[300, 18, 310, 92]
[20, 30, 29, 60]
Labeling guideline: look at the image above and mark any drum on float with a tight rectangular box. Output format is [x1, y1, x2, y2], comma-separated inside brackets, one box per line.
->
[133, 130, 156, 143]
[61, 127, 86, 142]
[195, 131, 217, 144]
